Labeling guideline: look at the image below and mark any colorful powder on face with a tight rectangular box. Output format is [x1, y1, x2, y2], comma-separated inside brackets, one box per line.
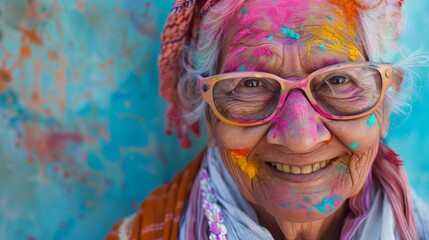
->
[349, 142, 360, 149]
[281, 202, 290, 207]
[229, 148, 257, 180]
[239, 65, 246, 71]
[327, 15, 333, 20]
[367, 114, 377, 128]
[335, 165, 349, 173]
[303, 7, 364, 62]
[267, 35, 274, 41]
[319, 43, 326, 51]
[253, 46, 273, 58]
[313, 194, 344, 214]
[241, 8, 247, 14]
[281, 27, 300, 40]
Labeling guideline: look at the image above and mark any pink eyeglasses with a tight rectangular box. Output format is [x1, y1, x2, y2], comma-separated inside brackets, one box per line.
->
[199, 62, 393, 126]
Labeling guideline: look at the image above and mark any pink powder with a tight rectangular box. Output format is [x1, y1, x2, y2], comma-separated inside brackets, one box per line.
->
[233, 28, 253, 44]
[253, 46, 273, 58]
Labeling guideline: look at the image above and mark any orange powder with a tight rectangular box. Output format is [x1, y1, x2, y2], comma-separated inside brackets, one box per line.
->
[229, 148, 258, 180]
[328, 0, 368, 27]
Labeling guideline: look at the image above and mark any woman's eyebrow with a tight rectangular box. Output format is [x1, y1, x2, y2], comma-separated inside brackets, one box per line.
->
[310, 59, 347, 71]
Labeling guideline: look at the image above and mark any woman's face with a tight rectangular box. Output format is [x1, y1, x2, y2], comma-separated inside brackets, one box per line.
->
[208, 0, 390, 222]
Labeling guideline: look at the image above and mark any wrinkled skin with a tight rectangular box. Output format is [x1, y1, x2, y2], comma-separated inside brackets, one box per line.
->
[206, 0, 393, 239]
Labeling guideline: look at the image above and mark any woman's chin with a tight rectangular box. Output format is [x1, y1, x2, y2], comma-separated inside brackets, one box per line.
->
[249, 160, 352, 223]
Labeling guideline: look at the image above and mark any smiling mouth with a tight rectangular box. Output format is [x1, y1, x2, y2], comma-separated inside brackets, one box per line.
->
[268, 157, 339, 175]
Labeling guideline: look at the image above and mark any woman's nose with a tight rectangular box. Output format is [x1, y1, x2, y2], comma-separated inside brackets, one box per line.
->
[266, 90, 332, 153]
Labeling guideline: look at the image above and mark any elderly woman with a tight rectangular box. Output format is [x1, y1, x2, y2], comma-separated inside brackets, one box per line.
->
[107, 0, 429, 239]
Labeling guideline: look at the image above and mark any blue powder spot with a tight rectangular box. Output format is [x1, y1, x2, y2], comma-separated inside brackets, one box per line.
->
[271, 1, 277, 5]
[289, 31, 296, 38]
[241, 8, 247, 14]
[329, 41, 334, 45]
[319, 44, 326, 51]
[367, 114, 377, 128]
[238, 65, 246, 71]
[281, 202, 290, 207]
[267, 35, 274, 41]
[349, 142, 360, 149]
[355, 36, 359, 42]
[297, 204, 302, 209]
[295, 33, 301, 40]
[247, 25, 251, 30]
[313, 195, 343, 214]
[335, 165, 349, 173]
[327, 15, 333, 20]
[281, 27, 290, 35]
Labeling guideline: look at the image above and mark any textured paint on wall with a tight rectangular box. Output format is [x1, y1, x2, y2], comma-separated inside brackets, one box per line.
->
[0, 0, 427, 240]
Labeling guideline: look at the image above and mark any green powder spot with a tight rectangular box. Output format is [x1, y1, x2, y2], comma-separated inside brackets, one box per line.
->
[300, 24, 304, 29]
[271, 1, 277, 4]
[295, 33, 301, 40]
[281, 88, 286, 93]
[367, 114, 377, 128]
[355, 36, 359, 42]
[238, 65, 246, 71]
[319, 44, 326, 51]
[241, 8, 247, 14]
[349, 142, 360, 149]
[327, 15, 333, 20]
[267, 35, 274, 41]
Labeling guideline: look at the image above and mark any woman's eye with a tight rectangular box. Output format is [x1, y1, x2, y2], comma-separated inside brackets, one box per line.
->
[328, 76, 347, 85]
[243, 79, 260, 87]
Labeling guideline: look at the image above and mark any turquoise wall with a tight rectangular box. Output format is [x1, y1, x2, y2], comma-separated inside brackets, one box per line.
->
[0, 0, 427, 239]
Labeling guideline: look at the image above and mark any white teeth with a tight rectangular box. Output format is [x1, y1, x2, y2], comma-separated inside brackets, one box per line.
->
[270, 158, 336, 175]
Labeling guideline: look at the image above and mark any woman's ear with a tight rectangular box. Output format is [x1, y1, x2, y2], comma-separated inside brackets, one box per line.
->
[392, 67, 404, 92]
[380, 67, 403, 138]
[380, 105, 390, 139]
[205, 107, 218, 147]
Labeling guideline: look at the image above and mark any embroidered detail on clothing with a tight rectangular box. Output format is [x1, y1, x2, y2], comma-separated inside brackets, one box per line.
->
[200, 168, 227, 240]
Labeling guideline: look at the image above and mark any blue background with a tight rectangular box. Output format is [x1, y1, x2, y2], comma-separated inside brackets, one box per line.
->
[0, 0, 427, 239]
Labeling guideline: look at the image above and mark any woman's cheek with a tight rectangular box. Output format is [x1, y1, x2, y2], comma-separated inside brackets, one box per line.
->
[219, 148, 261, 203]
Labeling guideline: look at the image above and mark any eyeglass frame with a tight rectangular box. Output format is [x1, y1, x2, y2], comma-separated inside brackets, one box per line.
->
[198, 62, 393, 127]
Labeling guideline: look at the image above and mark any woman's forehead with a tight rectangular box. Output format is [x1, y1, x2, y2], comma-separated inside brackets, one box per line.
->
[221, 0, 365, 73]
